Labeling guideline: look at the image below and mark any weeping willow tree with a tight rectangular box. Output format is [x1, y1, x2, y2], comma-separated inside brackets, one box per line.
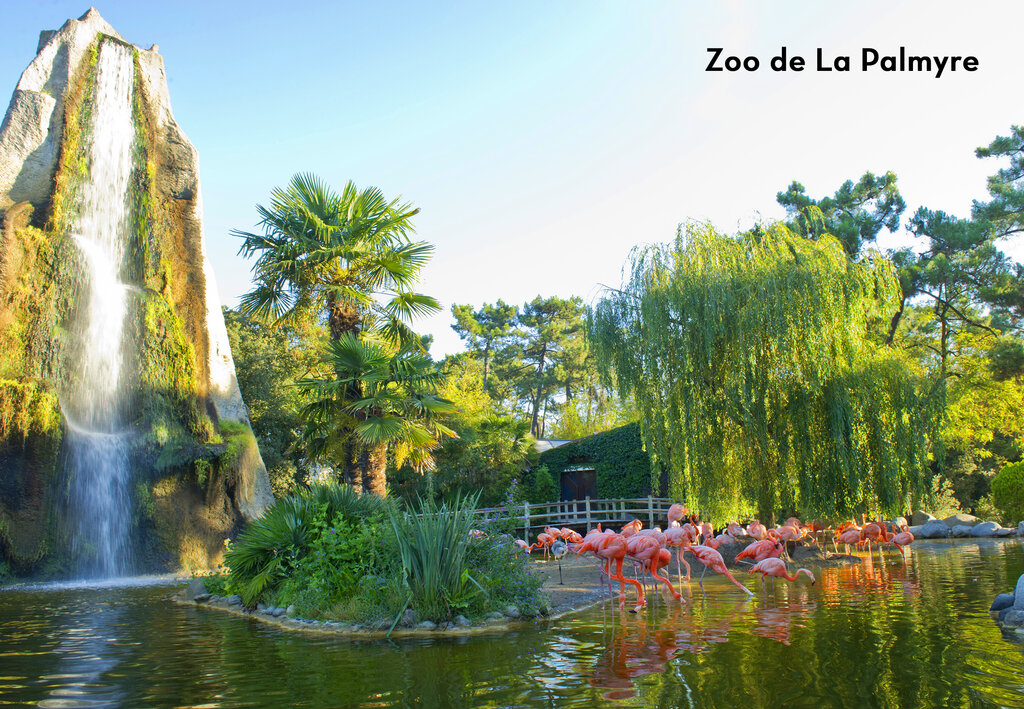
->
[590, 221, 938, 523]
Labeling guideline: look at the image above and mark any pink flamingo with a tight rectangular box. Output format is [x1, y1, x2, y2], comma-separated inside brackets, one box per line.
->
[747, 520, 768, 540]
[706, 532, 735, 550]
[590, 533, 646, 611]
[560, 528, 584, 545]
[667, 503, 688, 527]
[514, 539, 530, 553]
[726, 522, 746, 538]
[735, 539, 783, 564]
[664, 525, 694, 585]
[627, 535, 682, 602]
[530, 532, 555, 558]
[748, 557, 815, 585]
[887, 523, 914, 562]
[620, 519, 643, 538]
[687, 545, 753, 595]
[699, 521, 714, 543]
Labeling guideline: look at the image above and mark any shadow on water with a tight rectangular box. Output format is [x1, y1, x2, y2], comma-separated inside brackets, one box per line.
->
[0, 539, 1022, 708]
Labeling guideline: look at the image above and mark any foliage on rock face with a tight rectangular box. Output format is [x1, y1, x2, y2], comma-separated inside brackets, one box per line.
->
[590, 222, 936, 523]
[1, 35, 267, 576]
[991, 461, 1024, 523]
[537, 423, 653, 500]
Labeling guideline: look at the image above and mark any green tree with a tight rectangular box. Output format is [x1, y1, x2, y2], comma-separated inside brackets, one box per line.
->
[224, 308, 325, 496]
[513, 296, 587, 438]
[390, 353, 538, 505]
[777, 171, 906, 257]
[591, 221, 936, 523]
[234, 173, 440, 344]
[528, 465, 558, 504]
[297, 334, 456, 497]
[451, 300, 517, 393]
[991, 461, 1024, 523]
[973, 125, 1024, 241]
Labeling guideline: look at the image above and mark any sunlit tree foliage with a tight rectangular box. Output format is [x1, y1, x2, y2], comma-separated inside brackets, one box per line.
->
[590, 221, 938, 523]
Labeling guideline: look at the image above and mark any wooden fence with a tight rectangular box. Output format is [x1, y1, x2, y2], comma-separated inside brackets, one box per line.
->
[473, 497, 675, 542]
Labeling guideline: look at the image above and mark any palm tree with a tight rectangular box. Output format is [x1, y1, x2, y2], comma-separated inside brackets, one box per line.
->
[234, 174, 440, 344]
[297, 334, 457, 497]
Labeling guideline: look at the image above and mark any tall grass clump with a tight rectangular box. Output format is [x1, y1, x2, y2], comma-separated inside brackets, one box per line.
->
[389, 494, 486, 624]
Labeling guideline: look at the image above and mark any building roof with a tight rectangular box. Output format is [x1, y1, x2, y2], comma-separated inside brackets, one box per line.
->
[534, 438, 573, 454]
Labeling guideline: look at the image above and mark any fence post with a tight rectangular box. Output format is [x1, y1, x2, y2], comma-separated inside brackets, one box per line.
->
[585, 496, 592, 529]
[648, 495, 655, 528]
[524, 502, 530, 542]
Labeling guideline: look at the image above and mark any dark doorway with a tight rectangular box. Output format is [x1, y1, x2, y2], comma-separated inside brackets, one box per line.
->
[560, 468, 597, 501]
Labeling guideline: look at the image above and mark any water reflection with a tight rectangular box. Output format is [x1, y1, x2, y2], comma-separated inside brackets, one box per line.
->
[0, 540, 1021, 707]
[38, 600, 126, 708]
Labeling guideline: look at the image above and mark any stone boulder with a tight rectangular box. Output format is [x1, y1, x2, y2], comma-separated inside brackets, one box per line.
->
[911, 510, 936, 526]
[918, 521, 951, 539]
[991, 593, 1015, 612]
[942, 513, 978, 528]
[950, 524, 973, 538]
[995, 527, 1016, 537]
[184, 577, 210, 601]
[1018, 521, 1024, 537]
[970, 521, 1001, 537]
[1015, 574, 1024, 611]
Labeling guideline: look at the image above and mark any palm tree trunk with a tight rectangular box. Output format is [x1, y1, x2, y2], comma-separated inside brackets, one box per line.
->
[346, 439, 364, 495]
[365, 442, 389, 497]
[327, 293, 361, 341]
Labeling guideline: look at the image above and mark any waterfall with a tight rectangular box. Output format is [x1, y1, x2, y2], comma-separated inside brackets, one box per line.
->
[63, 40, 136, 578]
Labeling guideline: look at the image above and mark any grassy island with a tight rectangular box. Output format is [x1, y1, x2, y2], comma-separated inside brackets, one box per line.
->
[203, 485, 547, 628]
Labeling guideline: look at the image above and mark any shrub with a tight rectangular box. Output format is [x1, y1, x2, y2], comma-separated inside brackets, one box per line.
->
[992, 461, 1024, 523]
[222, 483, 390, 605]
[529, 465, 558, 503]
[465, 535, 546, 617]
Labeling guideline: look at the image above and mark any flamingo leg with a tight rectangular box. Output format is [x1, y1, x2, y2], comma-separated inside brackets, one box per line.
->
[651, 561, 682, 601]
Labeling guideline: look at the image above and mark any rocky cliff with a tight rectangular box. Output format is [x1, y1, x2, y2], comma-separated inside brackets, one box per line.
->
[0, 9, 272, 577]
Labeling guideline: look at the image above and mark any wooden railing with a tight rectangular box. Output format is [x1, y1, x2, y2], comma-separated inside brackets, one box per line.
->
[473, 497, 675, 542]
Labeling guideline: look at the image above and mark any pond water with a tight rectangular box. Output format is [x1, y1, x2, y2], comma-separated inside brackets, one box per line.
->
[1, 539, 1022, 708]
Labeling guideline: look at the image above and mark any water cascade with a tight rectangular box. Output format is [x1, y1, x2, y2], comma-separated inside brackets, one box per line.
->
[0, 9, 273, 578]
[62, 40, 136, 578]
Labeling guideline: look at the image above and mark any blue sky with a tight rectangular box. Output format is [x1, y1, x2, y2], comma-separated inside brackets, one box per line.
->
[2, 1, 1022, 355]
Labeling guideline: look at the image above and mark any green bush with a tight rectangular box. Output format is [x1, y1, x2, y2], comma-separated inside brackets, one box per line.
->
[465, 535, 546, 617]
[222, 483, 389, 605]
[991, 461, 1024, 523]
[529, 465, 558, 503]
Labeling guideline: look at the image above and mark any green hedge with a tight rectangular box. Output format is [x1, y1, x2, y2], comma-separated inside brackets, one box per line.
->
[537, 422, 655, 499]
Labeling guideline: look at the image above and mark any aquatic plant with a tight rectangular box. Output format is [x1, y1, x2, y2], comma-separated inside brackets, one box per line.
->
[388, 494, 485, 625]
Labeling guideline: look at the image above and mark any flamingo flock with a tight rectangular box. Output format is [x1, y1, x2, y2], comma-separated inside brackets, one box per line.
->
[508, 505, 916, 612]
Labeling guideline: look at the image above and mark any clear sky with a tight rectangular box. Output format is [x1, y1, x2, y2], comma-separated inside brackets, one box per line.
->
[2, 0, 1022, 356]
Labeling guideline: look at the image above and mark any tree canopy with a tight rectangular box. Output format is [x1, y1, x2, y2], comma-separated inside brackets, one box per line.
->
[590, 221, 937, 523]
[234, 173, 439, 344]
